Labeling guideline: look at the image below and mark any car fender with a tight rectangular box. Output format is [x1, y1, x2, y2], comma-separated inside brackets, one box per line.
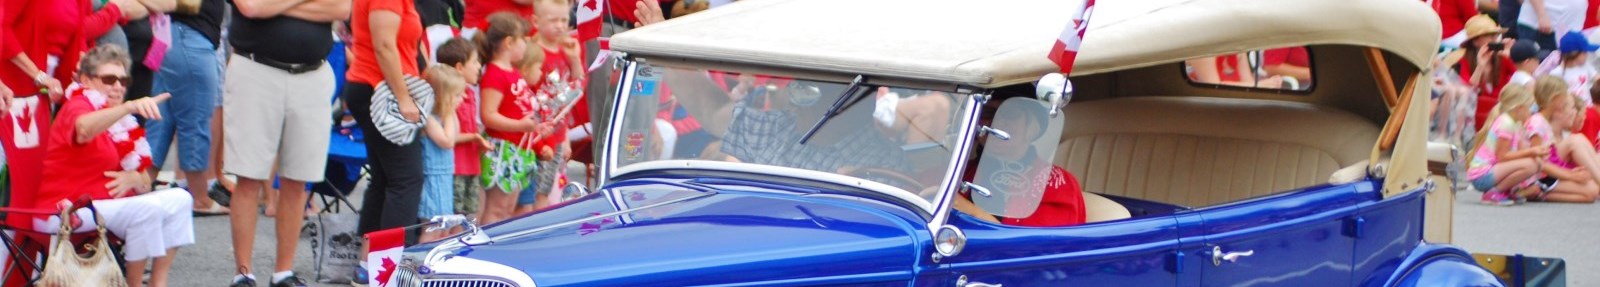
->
[1365, 243, 1504, 287]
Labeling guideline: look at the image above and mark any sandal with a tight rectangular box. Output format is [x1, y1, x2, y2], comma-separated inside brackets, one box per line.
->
[208, 181, 233, 207]
[194, 203, 231, 216]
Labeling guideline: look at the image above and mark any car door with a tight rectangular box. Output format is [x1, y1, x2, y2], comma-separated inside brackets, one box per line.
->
[921, 213, 1183, 287]
[1181, 182, 1374, 286]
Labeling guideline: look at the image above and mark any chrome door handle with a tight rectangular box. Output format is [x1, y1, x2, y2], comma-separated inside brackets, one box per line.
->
[956, 275, 1002, 287]
[1211, 246, 1255, 266]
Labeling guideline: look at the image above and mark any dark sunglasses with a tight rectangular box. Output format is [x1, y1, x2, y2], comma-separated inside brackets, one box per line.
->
[93, 74, 131, 86]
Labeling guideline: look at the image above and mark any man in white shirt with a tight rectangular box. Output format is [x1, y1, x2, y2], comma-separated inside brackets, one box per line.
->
[1518, 0, 1588, 52]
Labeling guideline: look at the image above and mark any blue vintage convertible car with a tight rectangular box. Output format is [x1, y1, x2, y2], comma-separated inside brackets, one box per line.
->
[402, 0, 1507, 286]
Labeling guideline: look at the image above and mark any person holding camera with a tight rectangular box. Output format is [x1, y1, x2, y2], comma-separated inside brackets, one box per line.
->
[1447, 15, 1520, 131]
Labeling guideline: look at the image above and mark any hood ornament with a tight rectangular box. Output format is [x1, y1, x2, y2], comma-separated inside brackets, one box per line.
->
[421, 214, 492, 271]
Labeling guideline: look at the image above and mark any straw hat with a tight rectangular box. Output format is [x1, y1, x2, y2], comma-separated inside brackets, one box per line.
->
[1463, 15, 1506, 40]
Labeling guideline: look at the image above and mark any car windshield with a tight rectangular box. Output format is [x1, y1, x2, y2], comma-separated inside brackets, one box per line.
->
[609, 64, 974, 204]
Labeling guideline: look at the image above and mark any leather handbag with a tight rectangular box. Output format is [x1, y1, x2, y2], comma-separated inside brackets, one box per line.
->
[176, 0, 202, 15]
[37, 207, 127, 287]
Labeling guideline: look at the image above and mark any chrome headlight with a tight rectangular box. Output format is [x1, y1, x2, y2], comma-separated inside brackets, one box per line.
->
[389, 259, 425, 287]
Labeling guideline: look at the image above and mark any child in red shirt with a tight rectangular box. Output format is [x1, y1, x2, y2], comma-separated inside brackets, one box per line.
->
[434, 38, 491, 226]
[512, 0, 586, 214]
[475, 13, 532, 225]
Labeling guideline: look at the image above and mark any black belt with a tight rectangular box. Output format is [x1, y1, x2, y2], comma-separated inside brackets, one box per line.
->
[237, 52, 323, 74]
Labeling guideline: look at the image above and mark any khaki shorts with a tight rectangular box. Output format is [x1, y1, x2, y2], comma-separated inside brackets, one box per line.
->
[222, 54, 334, 181]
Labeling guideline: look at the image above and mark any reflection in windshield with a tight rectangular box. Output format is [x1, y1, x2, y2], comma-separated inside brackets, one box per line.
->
[612, 65, 971, 202]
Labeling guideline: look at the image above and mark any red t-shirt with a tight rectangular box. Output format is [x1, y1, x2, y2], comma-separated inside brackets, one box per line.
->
[37, 95, 120, 211]
[454, 88, 483, 175]
[1, 0, 124, 97]
[464, 0, 536, 35]
[482, 64, 536, 148]
[529, 46, 583, 152]
[1586, 0, 1600, 30]
[1433, 0, 1477, 38]
[1000, 166, 1087, 227]
[1263, 47, 1309, 67]
[1580, 106, 1600, 146]
[1216, 54, 1244, 83]
[350, 0, 426, 86]
[1464, 55, 1518, 129]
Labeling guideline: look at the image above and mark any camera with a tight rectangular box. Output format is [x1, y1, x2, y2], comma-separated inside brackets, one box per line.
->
[1488, 42, 1505, 51]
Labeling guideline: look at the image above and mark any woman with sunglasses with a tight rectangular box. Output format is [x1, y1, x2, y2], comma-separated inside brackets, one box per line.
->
[33, 44, 195, 287]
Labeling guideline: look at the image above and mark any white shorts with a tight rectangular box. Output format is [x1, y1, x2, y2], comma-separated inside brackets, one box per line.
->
[32, 189, 196, 261]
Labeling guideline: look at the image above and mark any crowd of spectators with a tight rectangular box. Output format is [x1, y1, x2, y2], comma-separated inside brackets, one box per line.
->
[1433, 0, 1600, 205]
[0, 0, 708, 286]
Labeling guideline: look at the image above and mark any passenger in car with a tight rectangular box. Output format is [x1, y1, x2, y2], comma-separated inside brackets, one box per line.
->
[952, 103, 1085, 227]
[666, 72, 916, 175]
[1467, 84, 1546, 205]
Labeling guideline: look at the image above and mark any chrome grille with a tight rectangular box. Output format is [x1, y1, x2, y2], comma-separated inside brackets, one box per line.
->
[423, 278, 517, 287]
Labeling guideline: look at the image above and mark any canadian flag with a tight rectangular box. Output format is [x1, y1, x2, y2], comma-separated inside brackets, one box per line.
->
[1048, 0, 1095, 74]
[366, 227, 406, 287]
[576, 0, 606, 43]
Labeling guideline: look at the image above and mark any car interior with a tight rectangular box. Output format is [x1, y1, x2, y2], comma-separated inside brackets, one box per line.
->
[1002, 44, 1401, 224]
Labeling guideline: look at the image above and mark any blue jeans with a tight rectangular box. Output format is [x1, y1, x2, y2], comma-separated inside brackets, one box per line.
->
[148, 22, 221, 172]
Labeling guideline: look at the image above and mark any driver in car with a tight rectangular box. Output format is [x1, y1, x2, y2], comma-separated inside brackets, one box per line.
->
[665, 71, 953, 187]
[952, 102, 1086, 227]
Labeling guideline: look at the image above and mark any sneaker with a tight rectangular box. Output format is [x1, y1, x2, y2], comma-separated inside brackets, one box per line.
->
[352, 267, 370, 286]
[270, 274, 309, 287]
[1481, 191, 1516, 206]
[230, 276, 257, 287]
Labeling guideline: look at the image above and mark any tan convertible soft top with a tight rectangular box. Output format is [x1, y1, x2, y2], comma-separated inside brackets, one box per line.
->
[611, 0, 1442, 88]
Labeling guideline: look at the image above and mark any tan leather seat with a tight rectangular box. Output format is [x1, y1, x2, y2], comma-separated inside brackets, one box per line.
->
[1056, 97, 1380, 208]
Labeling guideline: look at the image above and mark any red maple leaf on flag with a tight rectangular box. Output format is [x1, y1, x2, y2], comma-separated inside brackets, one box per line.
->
[376, 258, 398, 287]
[583, 0, 598, 11]
[15, 105, 32, 133]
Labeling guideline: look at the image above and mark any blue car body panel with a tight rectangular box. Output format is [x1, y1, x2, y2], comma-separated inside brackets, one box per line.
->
[413, 170, 1500, 286]
[425, 176, 927, 286]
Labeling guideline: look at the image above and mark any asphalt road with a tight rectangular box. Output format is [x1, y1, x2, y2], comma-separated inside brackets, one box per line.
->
[1452, 189, 1597, 286]
[160, 179, 1592, 286]
[171, 187, 351, 287]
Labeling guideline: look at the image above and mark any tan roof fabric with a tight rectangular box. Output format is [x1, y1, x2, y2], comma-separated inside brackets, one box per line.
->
[611, 0, 1442, 88]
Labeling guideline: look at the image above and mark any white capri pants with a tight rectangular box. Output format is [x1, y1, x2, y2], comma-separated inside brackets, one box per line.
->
[32, 189, 196, 261]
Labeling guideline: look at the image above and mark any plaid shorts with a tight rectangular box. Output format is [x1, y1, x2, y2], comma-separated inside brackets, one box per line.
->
[453, 175, 482, 215]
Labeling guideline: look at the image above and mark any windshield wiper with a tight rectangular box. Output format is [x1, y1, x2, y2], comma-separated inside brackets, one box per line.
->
[798, 75, 870, 144]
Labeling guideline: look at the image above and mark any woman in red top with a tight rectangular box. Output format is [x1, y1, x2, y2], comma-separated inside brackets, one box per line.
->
[347, 0, 428, 239]
[2, 0, 155, 230]
[37, 44, 194, 287]
[1452, 15, 1520, 130]
[474, 13, 532, 224]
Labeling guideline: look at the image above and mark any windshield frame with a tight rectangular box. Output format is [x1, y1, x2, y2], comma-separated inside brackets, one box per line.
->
[598, 60, 983, 218]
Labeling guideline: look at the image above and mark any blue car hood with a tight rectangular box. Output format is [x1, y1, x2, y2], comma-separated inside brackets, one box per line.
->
[428, 182, 925, 286]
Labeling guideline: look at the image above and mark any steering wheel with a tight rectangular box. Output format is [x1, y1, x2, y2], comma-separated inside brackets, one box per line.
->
[845, 167, 928, 192]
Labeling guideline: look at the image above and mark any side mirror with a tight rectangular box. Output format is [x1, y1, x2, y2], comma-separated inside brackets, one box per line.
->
[1036, 73, 1073, 117]
[934, 225, 967, 258]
